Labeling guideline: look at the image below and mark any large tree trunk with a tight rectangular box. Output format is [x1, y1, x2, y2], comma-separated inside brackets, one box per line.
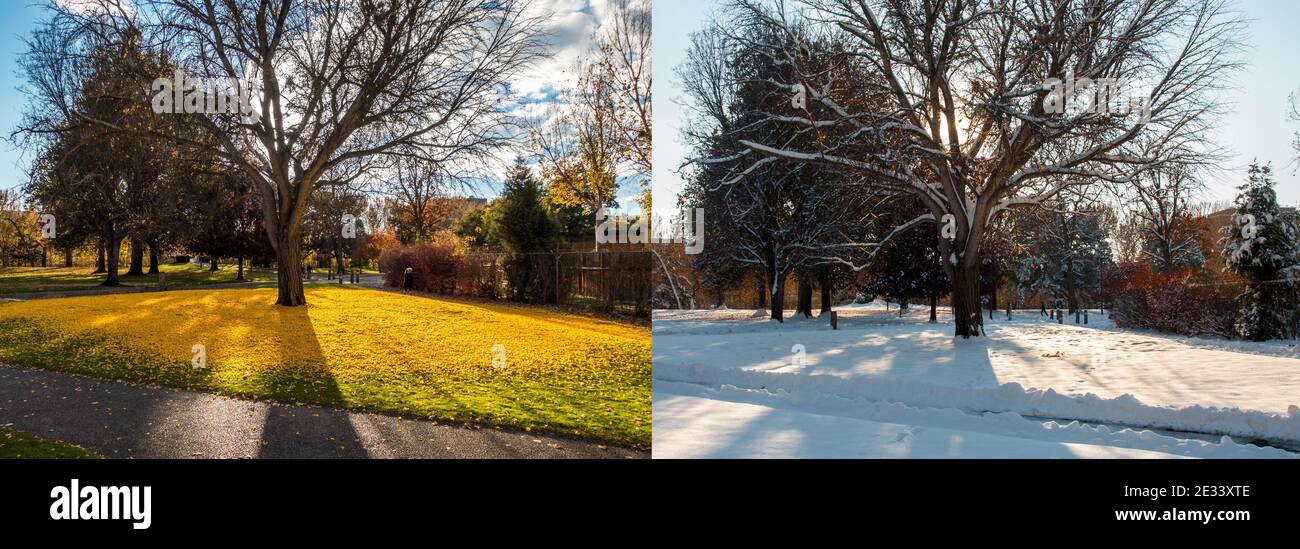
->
[210, 256, 219, 272]
[236, 256, 245, 281]
[795, 276, 813, 318]
[127, 238, 145, 276]
[275, 237, 306, 306]
[63, 246, 73, 268]
[950, 258, 983, 338]
[147, 240, 160, 274]
[769, 270, 787, 322]
[1063, 267, 1078, 313]
[334, 239, 345, 278]
[819, 277, 832, 314]
[929, 294, 938, 323]
[102, 231, 123, 286]
[93, 238, 106, 273]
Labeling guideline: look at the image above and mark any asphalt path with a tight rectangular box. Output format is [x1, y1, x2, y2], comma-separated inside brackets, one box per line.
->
[0, 365, 646, 459]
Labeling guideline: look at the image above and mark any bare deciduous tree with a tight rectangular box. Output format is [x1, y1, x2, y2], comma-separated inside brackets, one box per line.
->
[701, 0, 1243, 336]
[28, 0, 546, 305]
[598, 0, 651, 174]
[1122, 165, 1209, 271]
[386, 156, 452, 244]
[531, 58, 621, 229]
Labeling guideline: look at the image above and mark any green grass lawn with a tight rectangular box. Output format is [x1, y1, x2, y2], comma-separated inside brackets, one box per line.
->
[0, 285, 651, 446]
[0, 262, 276, 295]
[0, 426, 100, 459]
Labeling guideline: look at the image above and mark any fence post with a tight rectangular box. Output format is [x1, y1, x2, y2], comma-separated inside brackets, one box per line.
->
[604, 251, 613, 310]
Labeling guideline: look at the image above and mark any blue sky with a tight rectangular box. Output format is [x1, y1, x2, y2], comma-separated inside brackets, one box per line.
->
[0, 0, 645, 212]
[0, 2, 48, 193]
[651, 0, 1300, 223]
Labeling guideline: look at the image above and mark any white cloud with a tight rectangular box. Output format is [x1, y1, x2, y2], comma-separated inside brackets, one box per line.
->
[512, 0, 602, 97]
[479, 0, 631, 192]
[55, 0, 134, 15]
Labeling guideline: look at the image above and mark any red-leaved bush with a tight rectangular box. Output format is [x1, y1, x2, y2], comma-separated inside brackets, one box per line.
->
[1106, 261, 1237, 337]
[379, 242, 462, 294]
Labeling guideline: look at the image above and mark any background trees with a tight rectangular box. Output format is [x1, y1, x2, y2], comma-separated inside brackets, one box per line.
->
[303, 184, 369, 276]
[532, 57, 622, 227]
[695, 0, 1242, 337]
[386, 157, 452, 245]
[860, 200, 948, 321]
[1119, 166, 1211, 272]
[0, 190, 44, 267]
[530, 0, 652, 250]
[678, 22, 879, 321]
[599, 0, 652, 175]
[1011, 198, 1114, 313]
[17, 11, 173, 286]
[14, 0, 547, 304]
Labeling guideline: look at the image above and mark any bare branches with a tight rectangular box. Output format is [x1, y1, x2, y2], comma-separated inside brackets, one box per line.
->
[680, 0, 1242, 336]
[13, 0, 550, 305]
[598, 0, 652, 174]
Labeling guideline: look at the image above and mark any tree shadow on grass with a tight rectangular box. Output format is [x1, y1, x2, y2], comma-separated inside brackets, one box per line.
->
[76, 299, 368, 458]
[246, 304, 367, 458]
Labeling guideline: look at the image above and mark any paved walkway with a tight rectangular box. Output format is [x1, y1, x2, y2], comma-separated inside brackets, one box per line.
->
[0, 366, 645, 459]
[1, 280, 278, 301]
[1, 274, 387, 301]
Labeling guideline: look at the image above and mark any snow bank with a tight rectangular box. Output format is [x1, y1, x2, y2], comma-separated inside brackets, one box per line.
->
[655, 382, 1293, 458]
[655, 363, 1300, 445]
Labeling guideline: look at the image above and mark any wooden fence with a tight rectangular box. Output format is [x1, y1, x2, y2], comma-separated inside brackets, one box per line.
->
[457, 245, 652, 317]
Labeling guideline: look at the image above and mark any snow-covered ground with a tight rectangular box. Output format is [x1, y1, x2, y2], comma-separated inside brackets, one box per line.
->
[652, 303, 1300, 458]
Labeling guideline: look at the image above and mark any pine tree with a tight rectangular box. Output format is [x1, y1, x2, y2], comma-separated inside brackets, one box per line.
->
[1222, 163, 1300, 340]
[491, 159, 559, 302]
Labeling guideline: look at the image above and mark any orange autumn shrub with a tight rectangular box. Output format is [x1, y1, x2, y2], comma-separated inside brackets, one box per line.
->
[379, 241, 462, 294]
[1107, 261, 1237, 337]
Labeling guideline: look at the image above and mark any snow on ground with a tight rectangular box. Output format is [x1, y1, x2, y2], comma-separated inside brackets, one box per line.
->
[660, 388, 1211, 458]
[652, 304, 1300, 458]
[655, 392, 1195, 458]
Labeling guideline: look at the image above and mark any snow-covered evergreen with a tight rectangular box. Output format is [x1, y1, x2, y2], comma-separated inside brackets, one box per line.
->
[1222, 163, 1300, 340]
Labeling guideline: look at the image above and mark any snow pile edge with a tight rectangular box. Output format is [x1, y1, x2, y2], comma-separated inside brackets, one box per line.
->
[656, 381, 1294, 458]
[655, 363, 1300, 444]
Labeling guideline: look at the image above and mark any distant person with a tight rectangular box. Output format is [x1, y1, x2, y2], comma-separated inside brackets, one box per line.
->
[403, 267, 414, 292]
